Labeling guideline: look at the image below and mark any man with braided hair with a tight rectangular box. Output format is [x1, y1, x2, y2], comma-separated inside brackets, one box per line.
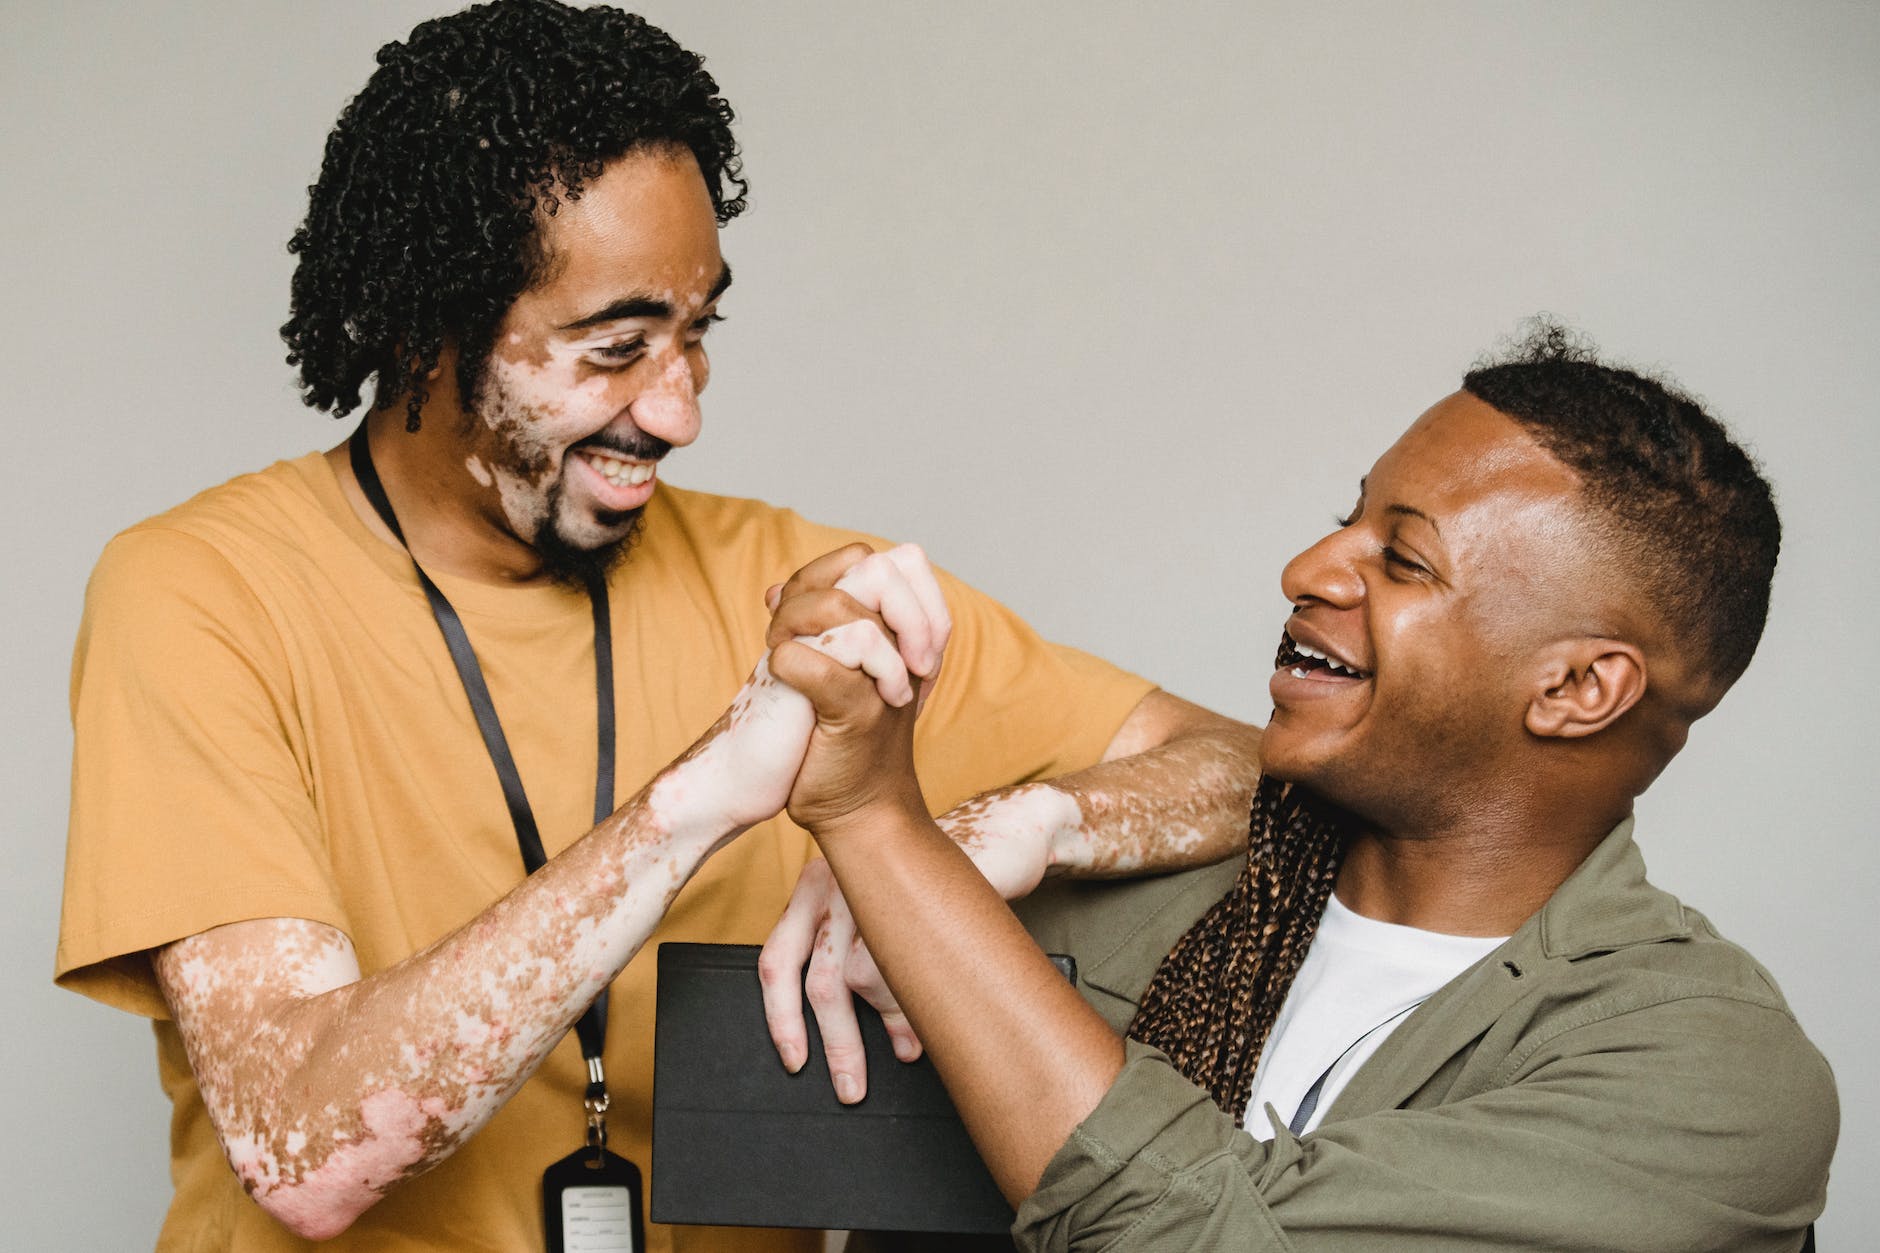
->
[770, 324, 1837, 1251]
[52, 3, 1262, 1249]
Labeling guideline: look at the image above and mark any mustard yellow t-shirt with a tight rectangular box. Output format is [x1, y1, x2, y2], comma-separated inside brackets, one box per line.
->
[56, 453, 1152, 1253]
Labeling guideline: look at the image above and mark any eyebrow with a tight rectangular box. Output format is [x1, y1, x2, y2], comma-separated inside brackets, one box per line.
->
[1384, 503, 1441, 535]
[559, 262, 734, 331]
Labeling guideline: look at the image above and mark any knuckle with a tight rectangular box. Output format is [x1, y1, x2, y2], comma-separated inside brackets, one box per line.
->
[823, 1037, 865, 1063]
[804, 970, 847, 1006]
[843, 950, 880, 987]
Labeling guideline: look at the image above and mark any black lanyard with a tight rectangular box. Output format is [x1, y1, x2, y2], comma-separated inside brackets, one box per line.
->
[348, 425, 618, 1143]
[1286, 1000, 1422, 1136]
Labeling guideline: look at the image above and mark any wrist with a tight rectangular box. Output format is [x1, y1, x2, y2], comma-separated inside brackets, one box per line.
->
[1026, 785, 1089, 877]
[644, 757, 746, 852]
[936, 783, 1081, 899]
[808, 788, 933, 849]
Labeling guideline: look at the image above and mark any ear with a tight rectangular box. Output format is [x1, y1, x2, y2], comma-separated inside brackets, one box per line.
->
[1524, 639, 1647, 739]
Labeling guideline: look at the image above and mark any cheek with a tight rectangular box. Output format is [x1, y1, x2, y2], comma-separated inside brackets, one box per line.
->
[554, 373, 619, 428]
[483, 355, 615, 436]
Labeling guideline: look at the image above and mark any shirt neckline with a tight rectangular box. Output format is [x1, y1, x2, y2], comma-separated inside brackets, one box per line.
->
[1319, 891, 1510, 961]
[295, 450, 629, 622]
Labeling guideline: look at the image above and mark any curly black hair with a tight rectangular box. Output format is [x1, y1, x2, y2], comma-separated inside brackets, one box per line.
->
[1464, 320, 1780, 697]
[280, 0, 747, 431]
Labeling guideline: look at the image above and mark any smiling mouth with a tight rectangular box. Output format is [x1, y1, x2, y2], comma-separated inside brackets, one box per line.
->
[1275, 630, 1371, 680]
[578, 448, 657, 488]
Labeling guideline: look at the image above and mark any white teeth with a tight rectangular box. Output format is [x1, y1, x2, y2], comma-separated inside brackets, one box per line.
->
[584, 452, 655, 489]
[1285, 633, 1367, 678]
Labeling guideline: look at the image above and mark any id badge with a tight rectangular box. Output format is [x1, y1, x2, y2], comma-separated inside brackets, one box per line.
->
[544, 1146, 644, 1253]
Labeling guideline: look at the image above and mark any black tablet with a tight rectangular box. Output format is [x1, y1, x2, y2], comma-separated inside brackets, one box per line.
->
[650, 942, 1074, 1235]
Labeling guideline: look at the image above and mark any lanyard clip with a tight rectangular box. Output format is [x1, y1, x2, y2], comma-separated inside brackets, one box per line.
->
[584, 1055, 610, 1155]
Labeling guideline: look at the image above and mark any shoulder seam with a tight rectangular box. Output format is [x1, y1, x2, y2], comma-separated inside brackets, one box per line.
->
[108, 525, 296, 667]
[1501, 986, 1801, 1080]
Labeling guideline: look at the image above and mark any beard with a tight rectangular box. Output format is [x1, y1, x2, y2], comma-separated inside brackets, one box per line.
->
[466, 366, 671, 590]
[530, 473, 644, 589]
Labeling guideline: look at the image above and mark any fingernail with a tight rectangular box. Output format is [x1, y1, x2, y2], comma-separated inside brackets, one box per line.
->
[892, 1038, 917, 1062]
[834, 1074, 860, 1103]
[782, 1046, 805, 1074]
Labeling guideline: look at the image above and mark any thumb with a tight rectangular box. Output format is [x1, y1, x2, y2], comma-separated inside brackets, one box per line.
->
[769, 637, 883, 725]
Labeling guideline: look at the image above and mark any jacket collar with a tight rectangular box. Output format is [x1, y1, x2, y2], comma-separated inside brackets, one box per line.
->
[1081, 856, 1244, 1005]
[1326, 815, 1690, 1121]
[1535, 815, 1690, 959]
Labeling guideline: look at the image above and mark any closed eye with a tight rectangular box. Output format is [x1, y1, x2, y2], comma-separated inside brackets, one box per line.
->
[593, 338, 644, 362]
[1381, 546, 1426, 574]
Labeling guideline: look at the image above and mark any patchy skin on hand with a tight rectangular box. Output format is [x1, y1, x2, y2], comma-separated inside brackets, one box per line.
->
[152, 655, 819, 1238]
[650, 651, 816, 842]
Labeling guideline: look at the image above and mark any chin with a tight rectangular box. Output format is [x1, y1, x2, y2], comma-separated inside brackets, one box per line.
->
[533, 509, 643, 588]
[1258, 722, 1363, 805]
[1257, 712, 1324, 781]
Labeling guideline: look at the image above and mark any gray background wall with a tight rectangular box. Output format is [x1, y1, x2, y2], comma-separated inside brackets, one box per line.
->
[5, 1, 1874, 1246]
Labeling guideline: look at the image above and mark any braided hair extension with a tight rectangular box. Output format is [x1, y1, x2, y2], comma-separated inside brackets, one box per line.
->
[1126, 771, 1346, 1122]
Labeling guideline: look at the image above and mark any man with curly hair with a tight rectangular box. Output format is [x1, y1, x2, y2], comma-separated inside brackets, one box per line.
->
[53, 3, 1257, 1250]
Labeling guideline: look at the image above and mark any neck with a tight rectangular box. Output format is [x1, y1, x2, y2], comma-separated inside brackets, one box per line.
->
[1333, 800, 1623, 936]
[328, 405, 549, 585]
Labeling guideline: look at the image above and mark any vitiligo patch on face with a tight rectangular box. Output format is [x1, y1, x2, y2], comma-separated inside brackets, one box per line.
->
[472, 336, 702, 555]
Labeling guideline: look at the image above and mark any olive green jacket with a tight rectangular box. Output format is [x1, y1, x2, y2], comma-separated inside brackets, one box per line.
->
[1004, 818, 1835, 1252]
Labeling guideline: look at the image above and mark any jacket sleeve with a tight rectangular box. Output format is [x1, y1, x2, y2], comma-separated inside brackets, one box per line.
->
[1014, 993, 1836, 1253]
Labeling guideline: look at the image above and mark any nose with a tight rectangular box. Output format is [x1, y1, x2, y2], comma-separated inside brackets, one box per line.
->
[627, 350, 703, 449]
[1279, 525, 1364, 611]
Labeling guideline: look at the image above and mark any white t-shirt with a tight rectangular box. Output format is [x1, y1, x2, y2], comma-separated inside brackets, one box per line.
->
[1244, 892, 1507, 1139]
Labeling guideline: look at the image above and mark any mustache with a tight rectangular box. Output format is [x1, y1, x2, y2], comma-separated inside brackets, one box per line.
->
[573, 431, 672, 462]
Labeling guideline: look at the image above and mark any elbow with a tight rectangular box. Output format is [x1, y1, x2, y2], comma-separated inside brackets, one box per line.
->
[216, 1092, 435, 1239]
[253, 1184, 377, 1242]
[220, 1139, 385, 1242]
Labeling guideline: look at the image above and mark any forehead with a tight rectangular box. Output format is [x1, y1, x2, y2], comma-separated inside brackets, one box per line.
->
[527, 146, 723, 314]
[1369, 391, 1584, 536]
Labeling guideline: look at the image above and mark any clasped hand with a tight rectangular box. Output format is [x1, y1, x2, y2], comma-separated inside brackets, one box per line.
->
[672, 541, 1064, 1103]
[653, 542, 946, 843]
[767, 543, 946, 833]
[753, 549, 1070, 1104]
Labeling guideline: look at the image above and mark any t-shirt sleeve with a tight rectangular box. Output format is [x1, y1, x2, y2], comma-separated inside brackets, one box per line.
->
[56, 527, 351, 1019]
[912, 566, 1156, 814]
